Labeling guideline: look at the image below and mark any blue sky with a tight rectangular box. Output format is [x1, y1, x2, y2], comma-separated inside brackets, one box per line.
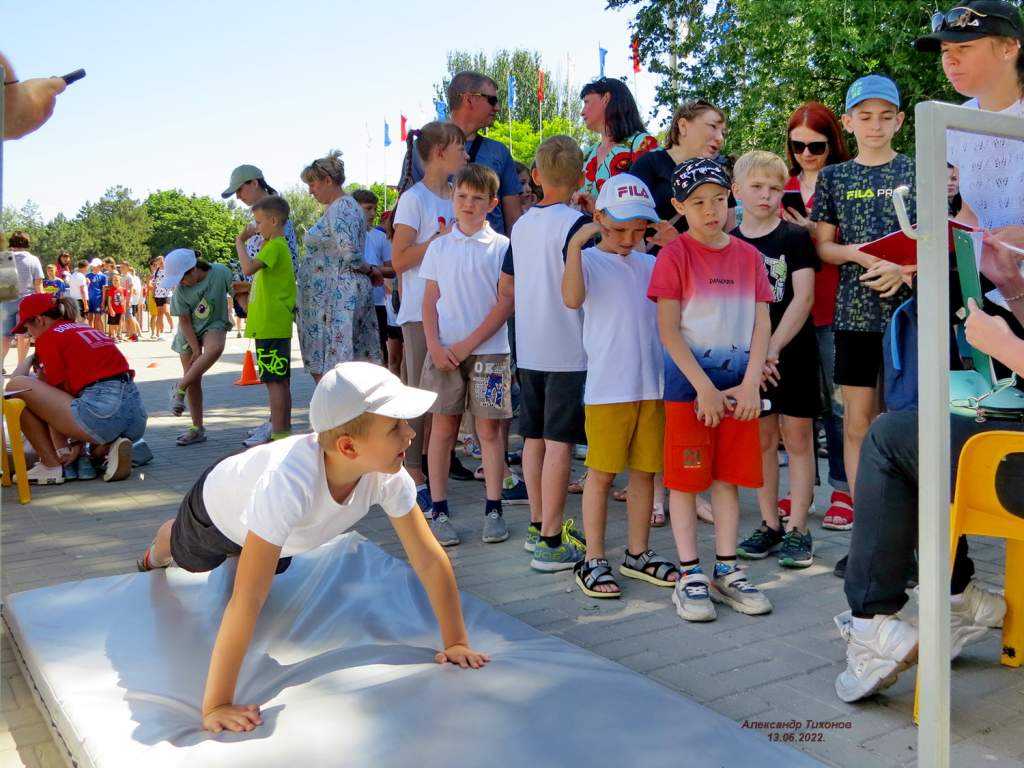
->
[4, 0, 665, 220]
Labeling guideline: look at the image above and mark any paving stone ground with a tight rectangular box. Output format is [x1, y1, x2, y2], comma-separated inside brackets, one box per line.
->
[2, 335, 1022, 767]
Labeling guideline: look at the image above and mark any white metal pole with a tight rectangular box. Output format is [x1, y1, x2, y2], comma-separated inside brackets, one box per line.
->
[914, 100, 952, 768]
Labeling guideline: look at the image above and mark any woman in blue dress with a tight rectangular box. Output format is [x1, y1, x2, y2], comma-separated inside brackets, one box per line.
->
[298, 151, 382, 380]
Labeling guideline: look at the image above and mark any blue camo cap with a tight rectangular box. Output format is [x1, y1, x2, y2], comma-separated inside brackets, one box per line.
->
[845, 74, 901, 112]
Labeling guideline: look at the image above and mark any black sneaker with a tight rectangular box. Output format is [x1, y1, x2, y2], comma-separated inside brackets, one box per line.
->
[778, 527, 814, 568]
[449, 453, 476, 482]
[737, 523, 784, 559]
[834, 553, 848, 579]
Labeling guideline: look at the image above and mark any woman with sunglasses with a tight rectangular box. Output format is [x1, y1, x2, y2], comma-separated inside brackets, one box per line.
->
[574, 78, 657, 210]
[830, 0, 1023, 704]
[779, 102, 852, 532]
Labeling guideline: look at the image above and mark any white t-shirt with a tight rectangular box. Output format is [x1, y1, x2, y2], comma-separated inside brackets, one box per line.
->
[503, 204, 588, 371]
[393, 183, 453, 325]
[12, 250, 43, 298]
[579, 246, 663, 404]
[364, 227, 391, 307]
[203, 434, 417, 557]
[67, 270, 88, 301]
[948, 97, 1024, 230]
[128, 274, 143, 305]
[419, 223, 511, 355]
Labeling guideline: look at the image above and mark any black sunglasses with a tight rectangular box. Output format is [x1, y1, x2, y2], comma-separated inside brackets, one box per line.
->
[931, 6, 1010, 33]
[464, 92, 499, 107]
[790, 139, 829, 156]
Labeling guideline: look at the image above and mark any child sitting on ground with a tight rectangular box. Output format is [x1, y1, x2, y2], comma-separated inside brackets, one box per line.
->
[648, 157, 774, 622]
[164, 248, 233, 446]
[562, 174, 676, 597]
[137, 362, 490, 733]
[501, 135, 588, 571]
[420, 164, 515, 547]
[730, 151, 821, 569]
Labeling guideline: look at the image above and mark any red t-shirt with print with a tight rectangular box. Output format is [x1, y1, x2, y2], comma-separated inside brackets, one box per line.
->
[35, 322, 130, 396]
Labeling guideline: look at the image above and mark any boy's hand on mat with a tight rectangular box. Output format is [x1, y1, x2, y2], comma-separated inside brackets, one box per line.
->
[202, 703, 263, 733]
[435, 644, 490, 669]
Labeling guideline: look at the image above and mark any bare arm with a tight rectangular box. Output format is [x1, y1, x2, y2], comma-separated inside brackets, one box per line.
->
[392, 223, 447, 274]
[1, 52, 66, 140]
[235, 224, 263, 277]
[501, 195, 523, 233]
[201, 532, 280, 732]
[726, 302, 771, 421]
[657, 298, 728, 427]
[562, 222, 601, 309]
[769, 268, 814, 357]
[422, 279, 458, 370]
[177, 313, 201, 354]
[390, 506, 489, 668]
[814, 221, 874, 267]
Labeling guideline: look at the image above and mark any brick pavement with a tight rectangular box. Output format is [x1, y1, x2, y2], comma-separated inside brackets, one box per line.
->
[2, 335, 1022, 767]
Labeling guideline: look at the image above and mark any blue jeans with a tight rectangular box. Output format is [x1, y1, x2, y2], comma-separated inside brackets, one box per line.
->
[71, 378, 148, 445]
[816, 325, 848, 491]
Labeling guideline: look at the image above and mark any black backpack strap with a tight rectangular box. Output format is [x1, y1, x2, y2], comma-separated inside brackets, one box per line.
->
[467, 134, 484, 163]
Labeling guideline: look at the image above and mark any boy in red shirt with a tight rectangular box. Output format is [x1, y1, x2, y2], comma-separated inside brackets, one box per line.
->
[104, 273, 128, 341]
[648, 157, 774, 623]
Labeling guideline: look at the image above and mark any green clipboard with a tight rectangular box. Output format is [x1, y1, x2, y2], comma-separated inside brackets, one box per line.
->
[952, 228, 994, 381]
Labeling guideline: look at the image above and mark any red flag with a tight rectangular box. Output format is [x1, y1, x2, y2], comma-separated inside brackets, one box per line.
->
[400, 115, 408, 141]
[537, 69, 545, 102]
[632, 38, 641, 73]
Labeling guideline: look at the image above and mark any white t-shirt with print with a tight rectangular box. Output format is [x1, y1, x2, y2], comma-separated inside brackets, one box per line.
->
[128, 274, 143, 305]
[580, 246, 663, 404]
[203, 434, 416, 557]
[504, 204, 588, 372]
[393, 182, 454, 325]
[948, 97, 1024, 230]
[419, 223, 511, 355]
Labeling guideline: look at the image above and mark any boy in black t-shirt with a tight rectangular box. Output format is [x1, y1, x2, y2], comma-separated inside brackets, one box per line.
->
[730, 151, 821, 569]
[809, 74, 915, 532]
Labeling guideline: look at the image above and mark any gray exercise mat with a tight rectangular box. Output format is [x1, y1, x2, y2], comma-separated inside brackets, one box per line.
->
[4, 533, 822, 767]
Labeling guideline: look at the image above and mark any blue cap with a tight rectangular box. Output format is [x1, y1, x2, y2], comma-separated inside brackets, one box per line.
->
[845, 74, 901, 112]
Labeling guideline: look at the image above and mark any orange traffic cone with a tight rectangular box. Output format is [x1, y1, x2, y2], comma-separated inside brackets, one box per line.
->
[235, 350, 261, 386]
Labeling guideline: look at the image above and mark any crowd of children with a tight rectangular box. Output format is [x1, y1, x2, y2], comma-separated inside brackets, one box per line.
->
[6, 0, 1021, 728]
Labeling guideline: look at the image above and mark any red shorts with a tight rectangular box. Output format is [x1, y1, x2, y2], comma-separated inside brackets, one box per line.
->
[662, 401, 763, 493]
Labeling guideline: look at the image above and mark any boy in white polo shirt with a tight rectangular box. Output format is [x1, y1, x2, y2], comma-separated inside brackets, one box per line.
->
[420, 164, 515, 547]
[501, 136, 589, 571]
[562, 175, 676, 598]
[136, 362, 489, 733]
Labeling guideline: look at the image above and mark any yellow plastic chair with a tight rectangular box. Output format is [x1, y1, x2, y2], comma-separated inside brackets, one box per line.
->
[1, 397, 31, 504]
[914, 430, 1024, 722]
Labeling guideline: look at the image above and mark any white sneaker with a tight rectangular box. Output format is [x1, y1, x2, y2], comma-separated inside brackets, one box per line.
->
[834, 611, 918, 703]
[951, 580, 1006, 660]
[23, 462, 65, 485]
[102, 437, 133, 482]
[243, 421, 273, 447]
[672, 571, 716, 622]
[711, 567, 772, 615]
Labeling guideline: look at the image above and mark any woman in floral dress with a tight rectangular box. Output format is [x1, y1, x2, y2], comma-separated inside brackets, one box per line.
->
[298, 150, 381, 380]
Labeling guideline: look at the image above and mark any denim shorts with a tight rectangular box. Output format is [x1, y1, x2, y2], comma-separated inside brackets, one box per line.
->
[70, 378, 148, 445]
[2, 300, 20, 337]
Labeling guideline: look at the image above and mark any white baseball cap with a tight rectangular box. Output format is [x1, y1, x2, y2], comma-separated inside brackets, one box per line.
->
[160, 248, 197, 290]
[88, 258, 103, 267]
[309, 362, 436, 433]
[595, 173, 659, 223]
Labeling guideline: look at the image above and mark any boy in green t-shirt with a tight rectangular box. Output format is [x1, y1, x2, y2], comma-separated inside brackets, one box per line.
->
[240, 195, 297, 441]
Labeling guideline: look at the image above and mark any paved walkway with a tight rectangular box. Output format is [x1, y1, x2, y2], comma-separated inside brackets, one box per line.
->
[2, 335, 1022, 767]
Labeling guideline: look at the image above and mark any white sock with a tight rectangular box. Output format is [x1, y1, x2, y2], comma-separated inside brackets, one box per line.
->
[416, 483, 427, 492]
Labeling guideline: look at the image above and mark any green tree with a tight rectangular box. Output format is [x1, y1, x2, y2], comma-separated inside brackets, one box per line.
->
[436, 49, 583, 126]
[73, 187, 153, 266]
[144, 190, 246, 266]
[280, 185, 323, 253]
[608, 0, 957, 156]
[487, 117, 597, 165]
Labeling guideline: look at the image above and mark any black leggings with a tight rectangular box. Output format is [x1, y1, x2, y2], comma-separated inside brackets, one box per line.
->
[844, 411, 1024, 617]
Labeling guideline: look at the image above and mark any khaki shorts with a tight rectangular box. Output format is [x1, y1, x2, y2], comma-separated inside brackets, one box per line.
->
[585, 400, 665, 474]
[422, 353, 513, 419]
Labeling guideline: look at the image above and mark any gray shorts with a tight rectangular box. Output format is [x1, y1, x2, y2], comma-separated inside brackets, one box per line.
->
[70, 377, 148, 445]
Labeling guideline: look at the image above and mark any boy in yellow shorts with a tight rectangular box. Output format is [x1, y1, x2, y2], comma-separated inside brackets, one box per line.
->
[562, 174, 677, 598]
